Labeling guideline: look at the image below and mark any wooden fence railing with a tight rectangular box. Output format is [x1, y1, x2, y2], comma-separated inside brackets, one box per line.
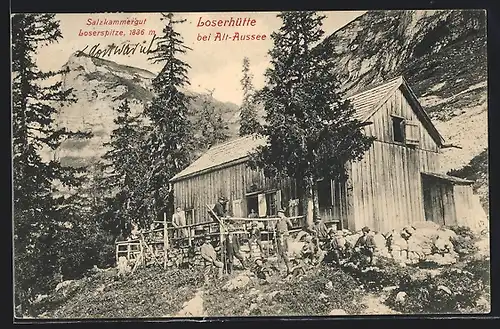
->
[114, 213, 339, 271]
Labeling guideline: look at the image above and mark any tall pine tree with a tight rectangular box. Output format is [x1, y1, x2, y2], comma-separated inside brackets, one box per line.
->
[143, 13, 194, 224]
[239, 57, 260, 136]
[196, 89, 230, 149]
[248, 11, 374, 226]
[12, 13, 91, 313]
[101, 99, 148, 234]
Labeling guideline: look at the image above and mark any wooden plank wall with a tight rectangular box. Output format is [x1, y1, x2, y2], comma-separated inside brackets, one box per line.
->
[453, 184, 475, 227]
[172, 162, 300, 224]
[350, 87, 441, 233]
[362, 87, 440, 153]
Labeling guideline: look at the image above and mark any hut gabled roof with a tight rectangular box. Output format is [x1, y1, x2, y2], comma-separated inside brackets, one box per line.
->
[170, 134, 266, 182]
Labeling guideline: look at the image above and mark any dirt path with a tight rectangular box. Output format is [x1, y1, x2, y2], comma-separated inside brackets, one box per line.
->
[175, 289, 207, 317]
[361, 292, 400, 315]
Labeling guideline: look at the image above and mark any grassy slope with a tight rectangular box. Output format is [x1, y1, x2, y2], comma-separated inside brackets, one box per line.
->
[203, 266, 365, 317]
[34, 267, 204, 318]
[33, 226, 491, 318]
[34, 255, 489, 318]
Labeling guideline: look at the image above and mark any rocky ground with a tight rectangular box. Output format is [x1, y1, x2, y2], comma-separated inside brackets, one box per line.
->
[25, 223, 490, 319]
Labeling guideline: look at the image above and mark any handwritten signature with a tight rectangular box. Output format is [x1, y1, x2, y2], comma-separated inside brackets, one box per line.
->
[79, 34, 159, 58]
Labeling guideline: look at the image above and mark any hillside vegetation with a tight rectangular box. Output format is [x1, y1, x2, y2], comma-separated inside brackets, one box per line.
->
[30, 226, 490, 318]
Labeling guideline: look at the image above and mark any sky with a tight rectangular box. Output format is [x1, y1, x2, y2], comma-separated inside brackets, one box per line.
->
[36, 11, 366, 105]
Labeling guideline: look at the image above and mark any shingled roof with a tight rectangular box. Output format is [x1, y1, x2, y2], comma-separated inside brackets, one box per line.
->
[170, 135, 266, 182]
[347, 76, 403, 121]
[170, 76, 444, 182]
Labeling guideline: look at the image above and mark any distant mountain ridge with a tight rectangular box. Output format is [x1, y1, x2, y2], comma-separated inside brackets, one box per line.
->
[52, 52, 241, 168]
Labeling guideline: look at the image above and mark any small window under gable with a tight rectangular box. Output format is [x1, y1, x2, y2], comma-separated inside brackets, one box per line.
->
[392, 116, 405, 143]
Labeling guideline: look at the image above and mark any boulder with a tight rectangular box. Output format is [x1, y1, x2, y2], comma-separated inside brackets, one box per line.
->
[412, 221, 440, 230]
[319, 292, 328, 300]
[222, 273, 251, 291]
[433, 236, 454, 253]
[267, 291, 280, 301]
[437, 228, 458, 241]
[372, 233, 387, 250]
[423, 253, 457, 266]
[395, 291, 407, 304]
[294, 230, 309, 242]
[248, 288, 259, 296]
[249, 303, 259, 312]
[475, 236, 490, 258]
[371, 233, 391, 258]
[329, 309, 347, 315]
[412, 228, 439, 242]
[34, 294, 49, 303]
[382, 286, 398, 292]
[437, 285, 452, 295]
[407, 235, 433, 256]
[288, 240, 306, 258]
[55, 280, 74, 292]
[388, 232, 408, 261]
[345, 232, 362, 247]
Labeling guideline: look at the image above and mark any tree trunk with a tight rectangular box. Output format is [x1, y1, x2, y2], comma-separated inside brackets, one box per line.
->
[305, 177, 315, 228]
[312, 181, 320, 220]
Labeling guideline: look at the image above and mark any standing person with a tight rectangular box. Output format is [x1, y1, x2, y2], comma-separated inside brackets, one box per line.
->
[247, 221, 264, 257]
[225, 228, 247, 274]
[275, 208, 293, 275]
[172, 207, 188, 239]
[212, 196, 228, 220]
[200, 235, 224, 284]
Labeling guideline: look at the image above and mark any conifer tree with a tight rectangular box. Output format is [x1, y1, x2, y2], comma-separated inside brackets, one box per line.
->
[12, 13, 91, 313]
[143, 13, 194, 223]
[239, 57, 260, 136]
[196, 89, 230, 149]
[248, 11, 374, 226]
[101, 99, 148, 234]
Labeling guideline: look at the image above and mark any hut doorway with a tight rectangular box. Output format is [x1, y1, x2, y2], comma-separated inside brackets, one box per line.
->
[421, 173, 457, 226]
[246, 195, 258, 217]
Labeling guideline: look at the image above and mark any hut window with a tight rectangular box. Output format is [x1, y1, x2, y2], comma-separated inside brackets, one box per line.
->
[247, 195, 259, 216]
[392, 116, 405, 143]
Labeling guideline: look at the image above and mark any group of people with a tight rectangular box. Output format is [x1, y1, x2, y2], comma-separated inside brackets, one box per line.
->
[300, 224, 376, 269]
[197, 195, 377, 283]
